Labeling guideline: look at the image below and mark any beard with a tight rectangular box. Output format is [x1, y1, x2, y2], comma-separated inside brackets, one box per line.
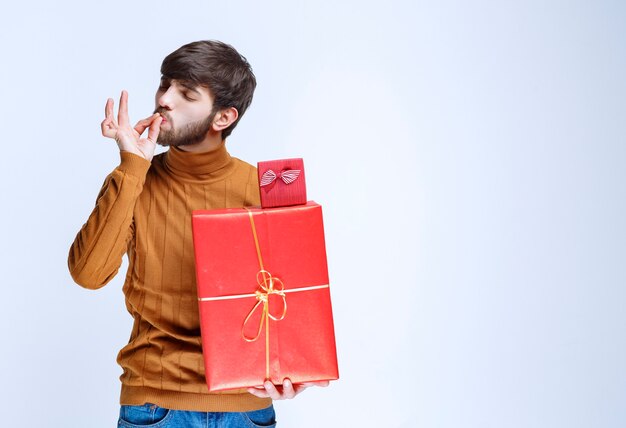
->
[154, 109, 217, 147]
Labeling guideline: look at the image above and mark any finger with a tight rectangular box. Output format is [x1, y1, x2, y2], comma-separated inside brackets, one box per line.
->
[281, 379, 296, 399]
[247, 387, 270, 398]
[263, 381, 281, 400]
[300, 380, 329, 388]
[105, 98, 114, 120]
[293, 383, 310, 396]
[146, 115, 162, 143]
[101, 117, 116, 137]
[101, 119, 111, 135]
[118, 90, 130, 127]
[134, 113, 160, 135]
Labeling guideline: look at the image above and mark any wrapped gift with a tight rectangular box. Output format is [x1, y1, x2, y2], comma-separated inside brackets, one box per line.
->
[257, 158, 307, 208]
[192, 202, 339, 392]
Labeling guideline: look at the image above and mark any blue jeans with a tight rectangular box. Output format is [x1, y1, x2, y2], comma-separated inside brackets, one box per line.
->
[117, 403, 276, 427]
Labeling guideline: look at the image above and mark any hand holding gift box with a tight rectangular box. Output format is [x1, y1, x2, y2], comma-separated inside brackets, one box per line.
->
[248, 378, 330, 400]
[192, 201, 339, 392]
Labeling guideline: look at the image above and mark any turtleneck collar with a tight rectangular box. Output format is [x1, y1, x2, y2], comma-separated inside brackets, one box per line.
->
[163, 140, 234, 182]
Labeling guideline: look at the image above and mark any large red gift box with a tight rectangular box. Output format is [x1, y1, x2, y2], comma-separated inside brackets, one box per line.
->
[257, 158, 307, 208]
[192, 202, 339, 392]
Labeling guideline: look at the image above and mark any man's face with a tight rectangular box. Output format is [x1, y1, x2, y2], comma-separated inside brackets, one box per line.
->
[154, 78, 216, 147]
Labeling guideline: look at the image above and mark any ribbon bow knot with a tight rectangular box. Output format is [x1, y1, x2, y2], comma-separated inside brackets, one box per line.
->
[242, 269, 288, 342]
[260, 169, 301, 187]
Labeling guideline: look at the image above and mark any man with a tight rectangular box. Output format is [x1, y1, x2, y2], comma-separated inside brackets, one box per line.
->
[69, 40, 326, 427]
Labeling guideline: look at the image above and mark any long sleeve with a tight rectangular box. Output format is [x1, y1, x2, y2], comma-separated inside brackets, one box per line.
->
[68, 151, 151, 289]
[70, 143, 271, 411]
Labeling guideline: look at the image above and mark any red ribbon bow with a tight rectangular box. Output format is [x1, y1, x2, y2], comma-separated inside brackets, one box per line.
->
[260, 169, 301, 187]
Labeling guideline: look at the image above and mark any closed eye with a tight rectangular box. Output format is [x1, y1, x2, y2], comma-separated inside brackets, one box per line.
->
[183, 92, 197, 101]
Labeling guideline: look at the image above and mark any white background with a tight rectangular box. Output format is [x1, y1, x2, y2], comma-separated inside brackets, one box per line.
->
[1, 1, 624, 427]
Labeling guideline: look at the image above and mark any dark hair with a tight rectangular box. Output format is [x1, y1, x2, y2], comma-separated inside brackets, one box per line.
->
[161, 40, 256, 139]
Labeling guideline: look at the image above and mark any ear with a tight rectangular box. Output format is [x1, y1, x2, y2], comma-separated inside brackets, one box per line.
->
[212, 107, 239, 132]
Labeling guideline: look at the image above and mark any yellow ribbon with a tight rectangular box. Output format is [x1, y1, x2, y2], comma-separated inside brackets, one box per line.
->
[243, 209, 283, 380]
[197, 209, 330, 382]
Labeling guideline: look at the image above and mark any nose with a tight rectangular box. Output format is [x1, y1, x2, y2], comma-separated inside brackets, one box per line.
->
[157, 86, 175, 110]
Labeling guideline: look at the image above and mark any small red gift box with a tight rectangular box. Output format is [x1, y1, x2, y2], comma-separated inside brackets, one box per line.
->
[257, 158, 307, 208]
[192, 202, 339, 392]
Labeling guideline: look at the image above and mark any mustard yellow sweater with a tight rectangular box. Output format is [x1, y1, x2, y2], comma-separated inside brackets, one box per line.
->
[68, 142, 272, 412]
